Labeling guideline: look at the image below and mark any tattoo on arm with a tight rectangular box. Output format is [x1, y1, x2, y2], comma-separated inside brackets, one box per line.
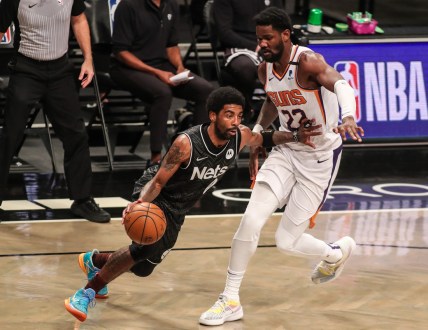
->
[163, 144, 184, 171]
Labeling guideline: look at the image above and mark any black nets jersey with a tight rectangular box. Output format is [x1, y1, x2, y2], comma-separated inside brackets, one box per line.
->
[132, 124, 241, 228]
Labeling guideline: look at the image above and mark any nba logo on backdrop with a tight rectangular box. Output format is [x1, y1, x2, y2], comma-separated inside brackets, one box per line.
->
[334, 61, 361, 122]
[1, 27, 12, 45]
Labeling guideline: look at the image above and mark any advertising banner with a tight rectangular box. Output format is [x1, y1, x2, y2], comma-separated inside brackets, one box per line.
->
[310, 41, 428, 141]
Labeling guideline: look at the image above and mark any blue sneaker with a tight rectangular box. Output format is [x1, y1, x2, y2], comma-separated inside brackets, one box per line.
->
[64, 288, 96, 322]
[78, 249, 109, 298]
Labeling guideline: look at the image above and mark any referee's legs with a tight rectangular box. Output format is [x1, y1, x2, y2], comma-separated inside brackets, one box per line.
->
[43, 60, 110, 222]
[0, 71, 45, 203]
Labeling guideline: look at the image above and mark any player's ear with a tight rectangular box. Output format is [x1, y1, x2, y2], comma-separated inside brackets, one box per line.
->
[281, 29, 290, 43]
[209, 111, 216, 122]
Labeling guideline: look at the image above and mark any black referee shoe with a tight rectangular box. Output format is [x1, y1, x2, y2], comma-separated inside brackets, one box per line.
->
[71, 197, 111, 223]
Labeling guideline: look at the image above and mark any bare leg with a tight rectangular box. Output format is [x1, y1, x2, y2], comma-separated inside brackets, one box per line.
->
[86, 246, 135, 292]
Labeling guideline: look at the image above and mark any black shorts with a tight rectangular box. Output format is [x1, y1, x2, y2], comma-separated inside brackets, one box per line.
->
[129, 166, 185, 274]
[129, 213, 181, 264]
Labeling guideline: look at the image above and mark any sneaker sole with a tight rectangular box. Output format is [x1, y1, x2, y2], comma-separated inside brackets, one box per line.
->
[199, 307, 244, 326]
[312, 237, 356, 284]
[78, 253, 108, 299]
[64, 298, 87, 322]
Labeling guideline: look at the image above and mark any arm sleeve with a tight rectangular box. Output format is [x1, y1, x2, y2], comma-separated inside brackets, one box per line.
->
[213, 0, 254, 49]
[71, 0, 86, 16]
[334, 79, 357, 120]
[0, 0, 17, 33]
[112, 1, 135, 54]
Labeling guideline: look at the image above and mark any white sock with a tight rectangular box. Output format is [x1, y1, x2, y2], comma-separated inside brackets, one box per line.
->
[223, 268, 245, 302]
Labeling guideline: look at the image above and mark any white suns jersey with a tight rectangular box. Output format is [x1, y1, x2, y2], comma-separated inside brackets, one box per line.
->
[265, 45, 342, 152]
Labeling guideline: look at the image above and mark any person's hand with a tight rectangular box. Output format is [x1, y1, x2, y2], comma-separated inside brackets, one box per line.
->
[155, 70, 175, 86]
[176, 65, 187, 74]
[295, 118, 322, 149]
[121, 199, 142, 224]
[79, 59, 94, 88]
[333, 116, 364, 142]
[175, 67, 193, 85]
[249, 145, 266, 183]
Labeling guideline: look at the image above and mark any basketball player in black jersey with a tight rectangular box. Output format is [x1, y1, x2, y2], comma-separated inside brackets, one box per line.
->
[64, 86, 322, 322]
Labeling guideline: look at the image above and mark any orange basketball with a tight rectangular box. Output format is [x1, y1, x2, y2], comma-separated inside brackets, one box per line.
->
[123, 202, 167, 245]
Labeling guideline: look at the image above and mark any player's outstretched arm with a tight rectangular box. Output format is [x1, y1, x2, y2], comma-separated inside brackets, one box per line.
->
[138, 135, 191, 202]
[123, 136, 191, 218]
[300, 52, 364, 143]
[240, 120, 322, 181]
[241, 119, 322, 149]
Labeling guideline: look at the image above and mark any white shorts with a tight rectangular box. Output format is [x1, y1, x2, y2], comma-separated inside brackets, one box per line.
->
[255, 144, 342, 225]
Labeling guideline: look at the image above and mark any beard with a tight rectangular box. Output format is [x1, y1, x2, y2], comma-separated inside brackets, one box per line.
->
[214, 125, 238, 141]
[214, 124, 233, 141]
[261, 43, 284, 63]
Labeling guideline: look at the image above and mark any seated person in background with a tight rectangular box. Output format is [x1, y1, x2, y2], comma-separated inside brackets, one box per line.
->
[213, 0, 284, 122]
[110, 0, 214, 165]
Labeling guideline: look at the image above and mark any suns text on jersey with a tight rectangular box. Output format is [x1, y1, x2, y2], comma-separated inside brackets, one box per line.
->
[267, 89, 307, 108]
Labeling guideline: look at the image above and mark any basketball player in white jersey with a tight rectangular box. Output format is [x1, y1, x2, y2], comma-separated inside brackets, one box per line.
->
[200, 8, 364, 326]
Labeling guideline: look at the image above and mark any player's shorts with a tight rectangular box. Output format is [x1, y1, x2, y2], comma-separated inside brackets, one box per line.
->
[129, 213, 181, 264]
[129, 164, 184, 271]
[256, 144, 342, 225]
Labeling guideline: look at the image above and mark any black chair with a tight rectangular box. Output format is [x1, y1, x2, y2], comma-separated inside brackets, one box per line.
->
[182, 0, 208, 78]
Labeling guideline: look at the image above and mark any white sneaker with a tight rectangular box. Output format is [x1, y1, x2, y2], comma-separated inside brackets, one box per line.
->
[199, 294, 244, 326]
[311, 236, 356, 284]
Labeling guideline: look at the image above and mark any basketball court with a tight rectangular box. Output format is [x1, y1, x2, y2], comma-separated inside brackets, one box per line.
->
[1, 157, 427, 329]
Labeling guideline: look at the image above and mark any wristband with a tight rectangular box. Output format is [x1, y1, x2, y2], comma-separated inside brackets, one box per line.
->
[252, 124, 263, 133]
[292, 130, 299, 143]
[261, 129, 275, 148]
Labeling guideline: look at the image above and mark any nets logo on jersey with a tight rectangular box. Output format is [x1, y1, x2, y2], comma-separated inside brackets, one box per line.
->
[190, 165, 228, 180]
[334, 61, 361, 122]
[1, 28, 12, 45]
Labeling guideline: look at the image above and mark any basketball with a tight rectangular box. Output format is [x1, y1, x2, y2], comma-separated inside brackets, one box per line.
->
[123, 202, 167, 245]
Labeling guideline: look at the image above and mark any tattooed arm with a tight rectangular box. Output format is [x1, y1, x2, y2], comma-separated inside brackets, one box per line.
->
[137, 134, 191, 202]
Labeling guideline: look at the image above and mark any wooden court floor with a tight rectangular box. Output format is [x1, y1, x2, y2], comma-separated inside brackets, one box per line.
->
[1, 209, 427, 330]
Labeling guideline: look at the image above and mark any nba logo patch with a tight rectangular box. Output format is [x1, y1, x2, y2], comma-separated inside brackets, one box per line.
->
[1, 27, 12, 45]
[334, 61, 361, 122]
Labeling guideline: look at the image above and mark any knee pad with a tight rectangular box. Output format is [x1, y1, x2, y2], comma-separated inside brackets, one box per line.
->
[130, 260, 157, 277]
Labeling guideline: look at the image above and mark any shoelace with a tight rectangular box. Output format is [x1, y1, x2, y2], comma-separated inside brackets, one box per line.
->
[210, 296, 228, 313]
[86, 198, 101, 212]
[84, 289, 96, 309]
